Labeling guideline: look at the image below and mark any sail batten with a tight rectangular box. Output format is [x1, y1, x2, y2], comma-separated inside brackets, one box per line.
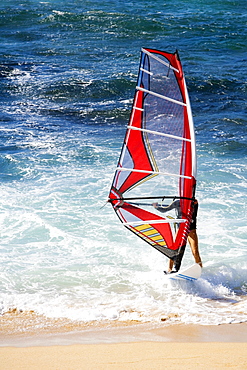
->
[140, 67, 153, 75]
[127, 126, 192, 142]
[133, 107, 144, 112]
[141, 48, 179, 73]
[116, 167, 192, 179]
[123, 219, 186, 225]
[109, 48, 197, 261]
[136, 86, 187, 106]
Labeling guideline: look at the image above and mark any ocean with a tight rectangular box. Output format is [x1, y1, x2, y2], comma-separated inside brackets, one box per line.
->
[0, 0, 246, 334]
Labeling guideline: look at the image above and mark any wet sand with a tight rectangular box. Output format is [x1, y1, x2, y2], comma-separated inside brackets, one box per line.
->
[0, 311, 246, 369]
[1, 341, 247, 370]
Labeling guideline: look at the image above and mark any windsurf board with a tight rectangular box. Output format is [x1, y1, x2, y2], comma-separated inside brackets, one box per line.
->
[166, 264, 202, 282]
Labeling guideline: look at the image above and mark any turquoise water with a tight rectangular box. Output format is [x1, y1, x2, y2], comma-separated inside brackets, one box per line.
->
[0, 0, 246, 328]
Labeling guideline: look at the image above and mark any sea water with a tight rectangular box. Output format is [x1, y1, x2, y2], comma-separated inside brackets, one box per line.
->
[0, 0, 246, 331]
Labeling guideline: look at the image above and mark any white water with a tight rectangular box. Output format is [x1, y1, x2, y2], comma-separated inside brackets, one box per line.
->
[0, 129, 246, 328]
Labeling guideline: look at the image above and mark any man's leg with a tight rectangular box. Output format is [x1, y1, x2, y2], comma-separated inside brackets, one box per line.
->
[167, 258, 174, 272]
[188, 229, 202, 267]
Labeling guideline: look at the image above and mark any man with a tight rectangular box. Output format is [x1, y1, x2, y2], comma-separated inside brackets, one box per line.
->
[153, 199, 202, 273]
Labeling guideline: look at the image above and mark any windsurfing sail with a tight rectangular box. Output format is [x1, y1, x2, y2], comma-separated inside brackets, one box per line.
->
[108, 48, 197, 265]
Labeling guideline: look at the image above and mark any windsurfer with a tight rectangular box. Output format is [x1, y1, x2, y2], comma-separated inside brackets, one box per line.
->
[153, 199, 202, 273]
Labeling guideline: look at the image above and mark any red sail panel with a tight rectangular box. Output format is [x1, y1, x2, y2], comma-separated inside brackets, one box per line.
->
[109, 48, 197, 260]
[109, 87, 158, 197]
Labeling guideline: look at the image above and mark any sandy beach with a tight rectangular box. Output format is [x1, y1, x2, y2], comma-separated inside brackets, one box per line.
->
[1, 341, 247, 370]
[0, 316, 246, 369]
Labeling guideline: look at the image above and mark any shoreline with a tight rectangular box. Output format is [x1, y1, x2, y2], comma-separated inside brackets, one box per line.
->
[1, 317, 246, 347]
[1, 318, 246, 369]
[1, 325, 247, 370]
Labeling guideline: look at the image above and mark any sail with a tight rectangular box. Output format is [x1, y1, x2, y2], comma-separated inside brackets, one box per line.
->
[108, 48, 197, 261]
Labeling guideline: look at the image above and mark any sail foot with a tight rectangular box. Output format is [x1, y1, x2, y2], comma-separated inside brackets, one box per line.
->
[151, 243, 185, 261]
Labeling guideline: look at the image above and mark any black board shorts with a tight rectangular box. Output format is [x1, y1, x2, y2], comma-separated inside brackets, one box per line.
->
[190, 201, 198, 231]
